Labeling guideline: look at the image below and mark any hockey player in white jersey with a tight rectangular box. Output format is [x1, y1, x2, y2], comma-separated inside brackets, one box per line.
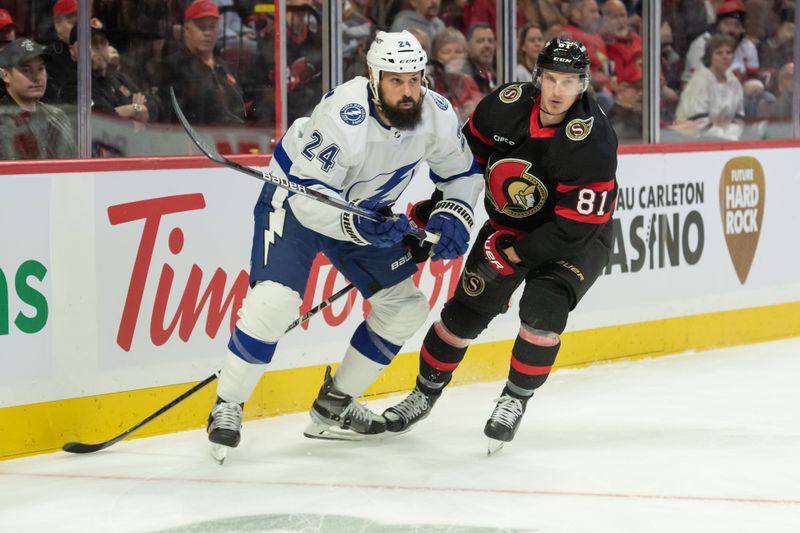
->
[206, 31, 483, 460]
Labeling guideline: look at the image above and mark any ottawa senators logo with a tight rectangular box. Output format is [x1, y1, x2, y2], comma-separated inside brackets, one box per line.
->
[486, 158, 548, 218]
[462, 271, 485, 296]
[499, 84, 523, 103]
[566, 117, 594, 141]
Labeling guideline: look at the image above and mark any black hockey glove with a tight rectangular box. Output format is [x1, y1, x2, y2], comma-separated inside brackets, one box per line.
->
[476, 230, 521, 282]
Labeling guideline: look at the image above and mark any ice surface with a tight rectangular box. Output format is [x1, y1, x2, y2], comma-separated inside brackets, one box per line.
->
[2, 337, 799, 533]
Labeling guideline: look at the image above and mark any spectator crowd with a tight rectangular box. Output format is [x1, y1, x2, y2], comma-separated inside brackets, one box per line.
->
[0, 0, 795, 159]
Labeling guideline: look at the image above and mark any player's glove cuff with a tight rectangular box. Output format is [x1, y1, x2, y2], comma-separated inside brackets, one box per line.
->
[341, 211, 371, 246]
[481, 230, 519, 277]
[429, 199, 474, 234]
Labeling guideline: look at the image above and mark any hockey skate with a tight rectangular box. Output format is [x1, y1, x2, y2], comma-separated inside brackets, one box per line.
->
[304, 366, 387, 441]
[207, 397, 243, 464]
[383, 385, 440, 433]
[484, 390, 529, 455]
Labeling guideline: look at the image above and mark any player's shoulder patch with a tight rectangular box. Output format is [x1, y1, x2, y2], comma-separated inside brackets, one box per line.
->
[339, 102, 366, 125]
[565, 116, 594, 141]
[430, 92, 450, 111]
[498, 84, 524, 104]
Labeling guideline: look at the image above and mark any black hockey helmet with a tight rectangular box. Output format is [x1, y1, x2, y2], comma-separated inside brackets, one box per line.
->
[534, 37, 591, 92]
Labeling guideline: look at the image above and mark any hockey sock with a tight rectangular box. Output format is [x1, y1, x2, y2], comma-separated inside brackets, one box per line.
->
[217, 349, 268, 405]
[418, 321, 470, 395]
[508, 325, 560, 392]
[333, 321, 402, 398]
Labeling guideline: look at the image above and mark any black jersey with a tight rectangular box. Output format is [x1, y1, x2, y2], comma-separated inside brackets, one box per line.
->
[462, 82, 618, 270]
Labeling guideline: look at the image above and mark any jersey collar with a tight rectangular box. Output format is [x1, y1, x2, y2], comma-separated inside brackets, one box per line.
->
[530, 96, 557, 138]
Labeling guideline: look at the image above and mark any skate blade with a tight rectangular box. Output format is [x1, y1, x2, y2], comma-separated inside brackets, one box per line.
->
[487, 438, 505, 456]
[210, 443, 229, 464]
[303, 419, 385, 442]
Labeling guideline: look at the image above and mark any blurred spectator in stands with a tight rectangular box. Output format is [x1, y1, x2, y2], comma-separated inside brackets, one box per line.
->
[515, 22, 544, 82]
[675, 34, 744, 140]
[601, 0, 641, 81]
[463, 22, 496, 95]
[343, 0, 375, 80]
[559, 0, 611, 90]
[390, 0, 445, 43]
[409, 27, 432, 54]
[70, 19, 157, 126]
[159, 0, 246, 125]
[662, 0, 716, 59]
[43, 0, 77, 104]
[756, 61, 793, 119]
[0, 38, 76, 159]
[520, 0, 568, 33]
[607, 61, 643, 143]
[0, 8, 16, 48]
[285, 0, 322, 121]
[462, 0, 525, 34]
[741, 77, 767, 118]
[742, 0, 782, 46]
[215, 0, 258, 52]
[440, 0, 468, 30]
[682, 0, 759, 84]
[428, 26, 482, 123]
[661, 20, 683, 93]
[759, 6, 794, 69]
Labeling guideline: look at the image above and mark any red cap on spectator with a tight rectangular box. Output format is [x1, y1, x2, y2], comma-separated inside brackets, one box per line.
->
[184, 0, 220, 21]
[716, 1, 745, 17]
[0, 9, 14, 29]
[53, 0, 78, 16]
[617, 63, 643, 84]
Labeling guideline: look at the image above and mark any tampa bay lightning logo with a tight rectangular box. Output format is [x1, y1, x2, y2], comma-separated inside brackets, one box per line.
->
[431, 93, 449, 111]
[340, 103, 366, 125]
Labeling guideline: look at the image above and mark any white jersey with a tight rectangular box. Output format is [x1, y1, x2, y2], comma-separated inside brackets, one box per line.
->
[682, 32, 759, 83]
[267, 76, 484, 242]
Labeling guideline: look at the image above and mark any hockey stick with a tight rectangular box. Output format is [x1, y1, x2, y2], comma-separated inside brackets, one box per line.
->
[169, 88, 436, 244]
[62, 282, 357, 454]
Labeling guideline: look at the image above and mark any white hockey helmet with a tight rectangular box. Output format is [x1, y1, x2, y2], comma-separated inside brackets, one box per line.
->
[366, 30, 427, 106]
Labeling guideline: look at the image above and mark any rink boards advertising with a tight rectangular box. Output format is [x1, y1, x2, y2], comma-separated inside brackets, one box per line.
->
[1, 142, 799, 459]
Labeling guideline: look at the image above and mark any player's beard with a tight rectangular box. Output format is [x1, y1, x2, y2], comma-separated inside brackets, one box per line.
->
[379, 88, 423, 130]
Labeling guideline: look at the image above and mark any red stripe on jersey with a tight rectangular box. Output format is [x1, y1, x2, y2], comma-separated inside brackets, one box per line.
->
[510, 356, 552, 376]
[489, 220, 527, 239]
[556, 179, 616, 193]
[529, 96, 557, 138]
[421, 346, 460, 372]
[467, 113, 495, 147]
[555, 204, 613, 224]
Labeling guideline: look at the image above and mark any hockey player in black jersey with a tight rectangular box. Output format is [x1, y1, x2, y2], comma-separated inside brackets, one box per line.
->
[383, 38, 619, 453]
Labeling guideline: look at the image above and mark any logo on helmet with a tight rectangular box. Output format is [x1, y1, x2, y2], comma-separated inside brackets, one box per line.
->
[566, 117, 594, 141]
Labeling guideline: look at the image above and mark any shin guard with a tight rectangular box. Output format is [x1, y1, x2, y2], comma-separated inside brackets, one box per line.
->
[508, 325, 560, 394]
[418, 321, 470, 393]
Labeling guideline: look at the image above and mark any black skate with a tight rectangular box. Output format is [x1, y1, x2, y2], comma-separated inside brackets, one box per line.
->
[304, 366, 387, 441]
[483, 390, 530, 455]
[207, 397, 243, 464]
[383, 386, 440, 432]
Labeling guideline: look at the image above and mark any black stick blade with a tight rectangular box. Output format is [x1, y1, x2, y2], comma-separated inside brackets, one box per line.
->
[62, 441, 111, 454]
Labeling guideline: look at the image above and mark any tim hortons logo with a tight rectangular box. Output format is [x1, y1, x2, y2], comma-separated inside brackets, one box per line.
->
[719, 156, 765, 284]
[106, 194, 463, 351]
